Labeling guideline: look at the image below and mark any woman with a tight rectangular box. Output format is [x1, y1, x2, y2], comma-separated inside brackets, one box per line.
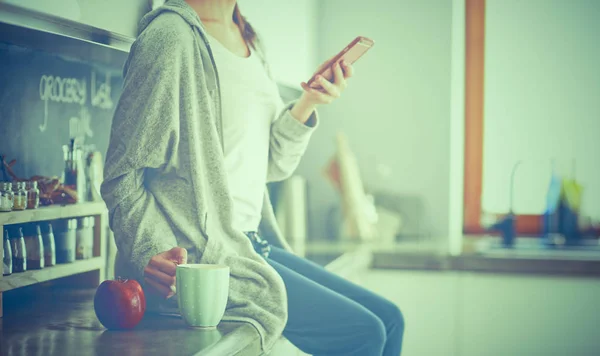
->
[101, 0, 404, 355]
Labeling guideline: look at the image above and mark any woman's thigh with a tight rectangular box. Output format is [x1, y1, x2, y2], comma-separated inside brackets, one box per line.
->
[268, 246, 403, 334]
[268, 258, 386, 356]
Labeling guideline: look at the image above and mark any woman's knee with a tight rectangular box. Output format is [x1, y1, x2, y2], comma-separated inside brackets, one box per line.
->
[361, 312, 387, 354]
[384, 301, 405, 337]
[394, 304, 405, 335]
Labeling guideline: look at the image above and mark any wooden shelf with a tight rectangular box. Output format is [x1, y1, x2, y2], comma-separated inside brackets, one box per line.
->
[0, 201, 108, 317]
[0, 202, 107, 226]
[0, 257, 104, 292]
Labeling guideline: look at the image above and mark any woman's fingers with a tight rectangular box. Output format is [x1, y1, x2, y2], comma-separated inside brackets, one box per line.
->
[149, 254, 177, 276]
[301, 82, 334, 104]
[144, 277, 174, 299]
[301, 59, 353, 105]
[144, 264, 176, 298]
[341, 60, 354, 79]
[332, 61, 347, 89]
[144, 265, 176, 287]
[166, 247, 188, 265]
[316, 75, 341, 98]
[301, 82, 327, 95]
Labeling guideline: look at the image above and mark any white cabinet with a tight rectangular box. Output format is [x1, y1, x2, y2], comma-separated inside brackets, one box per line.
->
[363, 270, 600, 356]
[241, 0, 318, 88]
[458, 273, 600, 356]
[362, 270, 461, 356]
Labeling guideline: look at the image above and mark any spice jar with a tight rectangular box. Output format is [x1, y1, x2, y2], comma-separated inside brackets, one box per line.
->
[54, 218, 77, 263]
[3, 229, 12, 276]
[10, 227, 26, 273]
[0, 182, 14, 212]
[76, 216, 94, 260]
[23, 224, 44, 269]
[26, 181, 40, 209]
[41, 222, 56, 267]
[12, 182, 27, 211]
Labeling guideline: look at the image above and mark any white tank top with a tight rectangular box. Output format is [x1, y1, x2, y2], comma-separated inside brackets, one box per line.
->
[207, 34, 283, 232]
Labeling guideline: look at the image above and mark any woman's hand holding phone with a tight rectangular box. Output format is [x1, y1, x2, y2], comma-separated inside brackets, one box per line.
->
[302, 58, 355, 103]
[290, 59, 354, 124]
[290, 36, 372, 124]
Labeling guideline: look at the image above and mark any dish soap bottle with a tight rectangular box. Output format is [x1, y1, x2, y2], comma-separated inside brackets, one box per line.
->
[543, 161, 563, 245]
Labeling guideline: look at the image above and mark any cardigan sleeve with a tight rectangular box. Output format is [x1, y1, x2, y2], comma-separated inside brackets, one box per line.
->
[266, 101, 319, 182]
[100, 23, 195, 279]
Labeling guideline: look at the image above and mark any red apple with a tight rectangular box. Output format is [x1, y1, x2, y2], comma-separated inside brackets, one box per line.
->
[94, 278, 146, 330]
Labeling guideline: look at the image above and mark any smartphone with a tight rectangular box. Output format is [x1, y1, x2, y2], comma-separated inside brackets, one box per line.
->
[307, 36, 374, 88]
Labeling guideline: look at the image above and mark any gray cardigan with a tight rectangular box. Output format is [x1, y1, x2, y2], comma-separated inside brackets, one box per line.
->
[100, 0, 317, 352]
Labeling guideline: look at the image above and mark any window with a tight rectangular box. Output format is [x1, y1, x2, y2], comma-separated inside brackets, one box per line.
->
[463, 0, 600, 235]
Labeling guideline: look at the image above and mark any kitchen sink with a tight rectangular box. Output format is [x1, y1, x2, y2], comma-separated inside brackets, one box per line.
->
[475, 236, 600, 260]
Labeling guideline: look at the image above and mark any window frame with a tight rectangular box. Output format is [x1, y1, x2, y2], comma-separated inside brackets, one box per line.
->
[462, 0, 542, 235]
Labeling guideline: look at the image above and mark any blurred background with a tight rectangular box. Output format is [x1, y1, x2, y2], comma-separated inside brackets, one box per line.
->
[1, 0, 599, 355]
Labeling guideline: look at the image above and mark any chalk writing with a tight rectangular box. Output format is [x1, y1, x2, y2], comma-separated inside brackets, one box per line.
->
[37, 70, 113, 132]
[69, 106, 93, 143]
[39, 74, 86, 105]
[38, 74, 86, 132]
[91, 71, 113, 110]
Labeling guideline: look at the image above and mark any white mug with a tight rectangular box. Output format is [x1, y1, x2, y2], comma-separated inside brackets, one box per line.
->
[176, 264, 230, 328]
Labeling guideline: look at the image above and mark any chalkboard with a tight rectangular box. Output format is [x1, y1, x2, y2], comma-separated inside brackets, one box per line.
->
[0, 37, 302, 182]
[0, 41, 125, 180]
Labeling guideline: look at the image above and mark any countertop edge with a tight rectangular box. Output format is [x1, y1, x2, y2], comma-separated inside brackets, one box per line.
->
[304, 240, 600, 277]
[194, 323, 261, 356]
[371, 251, 600, 277]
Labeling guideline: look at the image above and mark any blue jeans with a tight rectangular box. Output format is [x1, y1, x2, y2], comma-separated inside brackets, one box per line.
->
[267, 246, 405, 356]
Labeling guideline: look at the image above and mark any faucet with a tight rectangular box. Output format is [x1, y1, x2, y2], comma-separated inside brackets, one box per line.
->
[488, 161, 521, 247]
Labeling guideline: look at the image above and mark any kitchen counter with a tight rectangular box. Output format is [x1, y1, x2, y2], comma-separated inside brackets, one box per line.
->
[4, 238, 598, 356]
[305, 237, 600, 277]
[1, 248, 369, 356]
[1, 288, 261, 356]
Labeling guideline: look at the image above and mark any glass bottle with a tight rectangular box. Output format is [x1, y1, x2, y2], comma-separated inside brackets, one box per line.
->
[11, 227, 26, 273]
[54, 218, 77, 263]
[3, 229, 12, 276]
[23, 224, 44, 269]
[76, 216, 94, 260]
[41, 222, 56, 267]
[26, 180, 40, 209]
[0, 182, 14, 212]
[62, 138, 87, 203]
[12, 182, 27, 211]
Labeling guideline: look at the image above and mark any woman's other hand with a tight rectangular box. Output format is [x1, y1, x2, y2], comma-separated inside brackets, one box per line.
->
[291, 60, 354, 124]
[143, 247, 187, 299]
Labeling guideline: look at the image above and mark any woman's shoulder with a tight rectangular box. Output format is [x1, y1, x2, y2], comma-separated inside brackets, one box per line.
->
[135, 12, 196, 52]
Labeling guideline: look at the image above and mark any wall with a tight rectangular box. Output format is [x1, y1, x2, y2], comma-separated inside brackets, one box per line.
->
[0, 0, 149, 37]
[481, 0, 600, 221]
[448, 0, 466, 253]
[363, 269, 600, 356]
[241, 0, 318, 88]
[296, 0, 454, 240]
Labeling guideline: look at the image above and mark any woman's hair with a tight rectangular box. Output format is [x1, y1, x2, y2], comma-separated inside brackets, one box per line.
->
[233, 3, 257, 48]
[149, 0, 165, 11]
[148, 1, 257, 48]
